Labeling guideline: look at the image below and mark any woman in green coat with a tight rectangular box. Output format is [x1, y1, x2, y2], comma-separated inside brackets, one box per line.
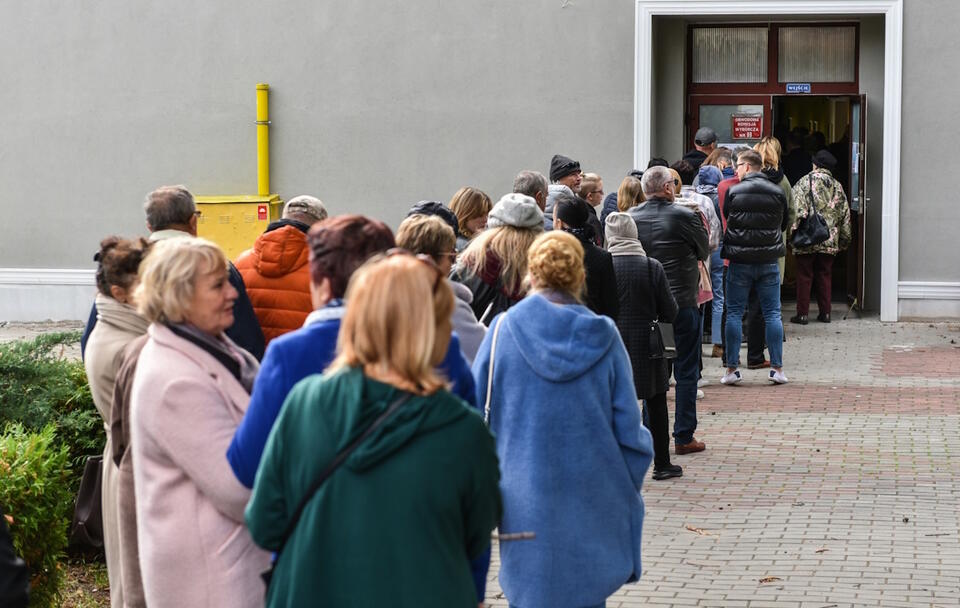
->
[246, 252, 502, 608]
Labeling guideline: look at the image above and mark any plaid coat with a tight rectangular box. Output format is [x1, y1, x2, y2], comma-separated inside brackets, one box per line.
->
[790, 168, 852, 256]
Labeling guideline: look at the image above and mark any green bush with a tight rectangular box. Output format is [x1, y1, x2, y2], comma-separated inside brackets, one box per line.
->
[0, 331, 102, 486]
[0, 424, 73, 607]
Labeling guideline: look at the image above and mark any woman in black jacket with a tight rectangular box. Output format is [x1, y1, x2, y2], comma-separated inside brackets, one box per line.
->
[605, 212, 681, 480]
[552, 192, 619, 321]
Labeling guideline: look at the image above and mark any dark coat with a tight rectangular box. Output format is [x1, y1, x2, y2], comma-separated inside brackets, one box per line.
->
[682, 149, 708, 172]
[572, 233, 619, 321]
[721, 172, 789, 264]
[451, 254, 525, 326]
[611, 255, 678, 398]
[600, 192, 619, 225]
[628, 198, 709, 309]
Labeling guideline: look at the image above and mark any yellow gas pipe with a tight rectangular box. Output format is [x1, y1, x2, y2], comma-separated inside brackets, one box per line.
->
[256, 83, 270, 196]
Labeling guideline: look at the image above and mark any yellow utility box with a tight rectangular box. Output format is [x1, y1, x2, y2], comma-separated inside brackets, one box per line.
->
[195, 194, 283, 260]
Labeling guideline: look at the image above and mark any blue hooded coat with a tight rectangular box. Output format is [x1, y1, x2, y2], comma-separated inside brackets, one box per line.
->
[472, 293, 653, 607]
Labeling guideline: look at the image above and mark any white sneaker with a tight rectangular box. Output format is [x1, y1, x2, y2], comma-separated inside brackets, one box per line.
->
[698, 378, 710, 388]
[769, 369, 789, 384]
[696, 389, 705, 399]
[720, 369, 742, 385]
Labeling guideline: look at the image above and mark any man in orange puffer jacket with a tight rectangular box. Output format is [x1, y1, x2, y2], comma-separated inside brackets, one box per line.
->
[235, 195, 327, 345]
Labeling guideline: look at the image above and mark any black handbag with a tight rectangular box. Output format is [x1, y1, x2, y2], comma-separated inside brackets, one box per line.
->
[260, 392, 412, 593]
[791, 176, 830, 249]
[646, 259, 676, 360]
[68, 455, 104, 550]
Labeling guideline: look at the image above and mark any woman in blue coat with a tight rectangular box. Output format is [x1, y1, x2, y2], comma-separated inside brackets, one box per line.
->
[473, 231, 653, 608]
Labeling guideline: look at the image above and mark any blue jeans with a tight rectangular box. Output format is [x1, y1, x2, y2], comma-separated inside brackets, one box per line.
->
[710, 248, 724, 344]
[671, 306, 701, 445]
[724, 262, 784, 369]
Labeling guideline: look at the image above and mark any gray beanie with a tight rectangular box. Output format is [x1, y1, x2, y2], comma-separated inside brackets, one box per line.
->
[486, 193, 544, 230]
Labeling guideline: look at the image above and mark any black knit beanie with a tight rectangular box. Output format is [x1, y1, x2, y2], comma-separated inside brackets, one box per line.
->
[549, 154, 581, 182]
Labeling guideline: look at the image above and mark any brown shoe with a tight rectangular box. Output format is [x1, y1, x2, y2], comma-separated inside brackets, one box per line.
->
[747, 359, 771, 370]
[675, 439, 706, 455]
[711, 345, 723, 358]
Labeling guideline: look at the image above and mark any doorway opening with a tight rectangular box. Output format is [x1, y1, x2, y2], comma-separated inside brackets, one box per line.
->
[772, 95, 866, 312]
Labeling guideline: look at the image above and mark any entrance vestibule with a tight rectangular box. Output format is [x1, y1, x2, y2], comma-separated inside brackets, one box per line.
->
[683, 20, 872, 313]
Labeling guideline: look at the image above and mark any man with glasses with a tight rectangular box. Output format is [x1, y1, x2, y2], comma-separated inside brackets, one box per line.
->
[80, 185, 265, 360]
[720, 150, 789, 386]
[544, 154, 583, 230]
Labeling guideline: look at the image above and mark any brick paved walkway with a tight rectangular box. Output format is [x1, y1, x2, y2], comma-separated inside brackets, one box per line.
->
[485, 313, 960, 607]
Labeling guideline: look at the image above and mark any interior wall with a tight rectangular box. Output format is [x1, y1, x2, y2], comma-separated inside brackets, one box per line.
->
[651, 17, 687, 164]
[652, 15, 886, 312]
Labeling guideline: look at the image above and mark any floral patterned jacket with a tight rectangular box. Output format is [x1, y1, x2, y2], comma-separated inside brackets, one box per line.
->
[790, 168, 852, 256]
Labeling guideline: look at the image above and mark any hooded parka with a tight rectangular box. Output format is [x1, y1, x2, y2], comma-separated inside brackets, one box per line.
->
[246, 367, 501, 608]
[234, 220, 313, 344]
[473, 294, 653, 607]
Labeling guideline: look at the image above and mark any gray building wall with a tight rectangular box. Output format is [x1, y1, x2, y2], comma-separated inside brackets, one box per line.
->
[900, 0, 959, 283]
[0, 0, 641, 270]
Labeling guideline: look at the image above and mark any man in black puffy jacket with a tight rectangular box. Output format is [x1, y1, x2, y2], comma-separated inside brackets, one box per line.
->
[720, 149, 789, 386]
[629, 166, 709, 456]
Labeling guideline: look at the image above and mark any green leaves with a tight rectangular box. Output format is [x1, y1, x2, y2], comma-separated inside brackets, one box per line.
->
[0, 424, 72, 607]
[0, 331, 102, 480]
[0, 331, 102, 606]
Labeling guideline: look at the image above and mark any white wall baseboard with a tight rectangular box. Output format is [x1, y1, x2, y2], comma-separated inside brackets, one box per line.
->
[0, 269, 95, 321]
[897, 281, 960, 319]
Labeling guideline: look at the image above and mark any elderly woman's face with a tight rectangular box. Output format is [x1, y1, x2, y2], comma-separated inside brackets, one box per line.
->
[185, 265, 238, 335]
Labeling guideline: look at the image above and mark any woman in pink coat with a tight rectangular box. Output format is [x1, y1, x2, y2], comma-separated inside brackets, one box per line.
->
[130, 237, 269, 608]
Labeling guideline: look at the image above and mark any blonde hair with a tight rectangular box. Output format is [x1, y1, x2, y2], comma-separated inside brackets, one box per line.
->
[396, 215, 456, 260]
[617, 176, 644, 212]
[667, 168, 683, 195]
[135, 237, 228, 324]
[328, 255, 455, 395]
[459, 225, 540, 296]
[755, 136, 782, 170]
[448, 187, 492, 239]
[527, 231, 585, 299]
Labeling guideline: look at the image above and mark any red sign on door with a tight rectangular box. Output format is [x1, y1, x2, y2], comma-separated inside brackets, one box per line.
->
[731, 114, 762, 139]
[257, 204, 268, 220]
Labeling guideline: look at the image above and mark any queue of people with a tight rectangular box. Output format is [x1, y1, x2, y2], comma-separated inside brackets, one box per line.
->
[75, 132, 850, 606]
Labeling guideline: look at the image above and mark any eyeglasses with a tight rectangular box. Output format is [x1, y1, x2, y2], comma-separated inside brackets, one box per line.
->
[385, 248, 444, 294]
[193, 210, 203, 218]
[736, 162, 748, 168]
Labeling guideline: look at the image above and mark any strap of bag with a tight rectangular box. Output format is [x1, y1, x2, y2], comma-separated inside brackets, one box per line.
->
[483, 315, 505, 423]
[646, 257, 657, 321]
[273, 392, 412, 557]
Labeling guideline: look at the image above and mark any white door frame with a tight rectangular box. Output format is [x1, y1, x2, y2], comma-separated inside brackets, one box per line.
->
[634, 0, 903, 321]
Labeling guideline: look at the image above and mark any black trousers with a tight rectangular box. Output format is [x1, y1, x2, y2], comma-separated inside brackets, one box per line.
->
[643, 391, 671, 469]
[720, 267, 767, 367]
